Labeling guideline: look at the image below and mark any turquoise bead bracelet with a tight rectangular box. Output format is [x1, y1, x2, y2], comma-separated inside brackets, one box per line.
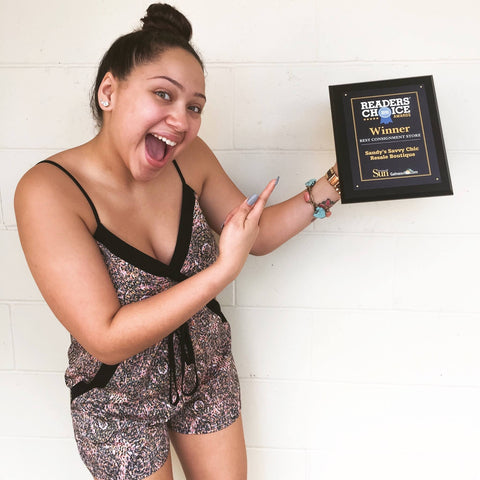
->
[304, 178, 335, 219]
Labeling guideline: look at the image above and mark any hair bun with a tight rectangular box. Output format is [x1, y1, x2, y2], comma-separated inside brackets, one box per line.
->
[141, 3, 192, 42]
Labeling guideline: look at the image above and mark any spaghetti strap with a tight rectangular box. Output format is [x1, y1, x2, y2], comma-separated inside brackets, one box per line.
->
[38, 160, 101, 225]
[172, 159, 186, 185]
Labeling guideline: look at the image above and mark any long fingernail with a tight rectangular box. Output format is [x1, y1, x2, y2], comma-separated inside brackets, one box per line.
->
[247, 194, 259, 206]
[275, 176, 280, 186]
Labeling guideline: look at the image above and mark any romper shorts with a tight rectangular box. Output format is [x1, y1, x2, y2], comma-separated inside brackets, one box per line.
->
[71, 311, 241, 480]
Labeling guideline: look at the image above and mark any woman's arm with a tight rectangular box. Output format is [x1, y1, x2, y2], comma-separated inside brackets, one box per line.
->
[252, 173, 340, 255]
[15, 164, 275, 365]
[193, 137, 340, 256]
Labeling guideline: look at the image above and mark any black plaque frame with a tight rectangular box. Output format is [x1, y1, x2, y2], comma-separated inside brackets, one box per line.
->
[329, 76, 452, 203]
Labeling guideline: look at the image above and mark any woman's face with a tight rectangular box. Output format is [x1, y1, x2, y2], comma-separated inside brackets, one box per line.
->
[105, 47, 206, 180]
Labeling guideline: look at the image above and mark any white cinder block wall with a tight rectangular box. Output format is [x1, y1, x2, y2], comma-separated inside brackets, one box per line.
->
[1, 1, 479, 478]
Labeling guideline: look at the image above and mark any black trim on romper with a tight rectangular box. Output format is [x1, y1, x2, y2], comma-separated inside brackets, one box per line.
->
[70, 363, 119, 400]
[37, 159, 226, 405]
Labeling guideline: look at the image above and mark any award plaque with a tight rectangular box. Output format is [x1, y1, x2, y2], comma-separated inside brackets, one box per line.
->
[329, 76, 453, 203]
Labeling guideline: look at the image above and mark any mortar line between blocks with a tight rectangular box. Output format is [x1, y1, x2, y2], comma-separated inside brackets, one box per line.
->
[239, 376, 480, 390]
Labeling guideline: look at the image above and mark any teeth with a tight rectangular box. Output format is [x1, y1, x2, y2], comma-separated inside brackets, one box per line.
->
[152, 133, 177, 147]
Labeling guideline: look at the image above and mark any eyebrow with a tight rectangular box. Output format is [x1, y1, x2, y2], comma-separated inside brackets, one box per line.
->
[149, 75, 206, 101]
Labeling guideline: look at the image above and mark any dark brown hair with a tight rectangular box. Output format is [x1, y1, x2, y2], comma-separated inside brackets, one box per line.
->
[90, 3, 203, 127]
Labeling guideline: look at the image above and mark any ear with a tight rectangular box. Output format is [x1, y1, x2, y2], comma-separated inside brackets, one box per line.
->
[97, 72, 117, 110]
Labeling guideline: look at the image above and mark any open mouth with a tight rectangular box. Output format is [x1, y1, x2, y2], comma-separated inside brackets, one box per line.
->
[145, 133, 177, 164]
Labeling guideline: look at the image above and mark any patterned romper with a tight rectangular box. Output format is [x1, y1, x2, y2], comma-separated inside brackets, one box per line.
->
[40, 160, 241, 480]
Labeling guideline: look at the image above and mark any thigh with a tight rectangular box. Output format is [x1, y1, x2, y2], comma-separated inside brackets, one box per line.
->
[73, 402, 172, 480]
[169, 415, 247, 480]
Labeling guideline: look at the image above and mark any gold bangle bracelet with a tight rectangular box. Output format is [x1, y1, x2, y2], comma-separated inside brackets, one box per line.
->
[325, 167, 341, 195]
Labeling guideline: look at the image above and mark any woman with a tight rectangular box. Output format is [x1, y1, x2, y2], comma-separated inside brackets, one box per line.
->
[14, 3, 340, 480]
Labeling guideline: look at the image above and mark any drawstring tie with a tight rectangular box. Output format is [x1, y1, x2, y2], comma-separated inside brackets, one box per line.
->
[167, 322, 199, 405]
[69, 299, 225, 404]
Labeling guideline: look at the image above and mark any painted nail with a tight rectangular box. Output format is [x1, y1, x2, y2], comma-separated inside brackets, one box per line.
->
[247, 194, 259, 206]
[275, 176, 280, 186]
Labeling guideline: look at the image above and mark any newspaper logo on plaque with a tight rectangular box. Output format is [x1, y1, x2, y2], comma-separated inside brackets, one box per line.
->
[329, 76, 453, 203]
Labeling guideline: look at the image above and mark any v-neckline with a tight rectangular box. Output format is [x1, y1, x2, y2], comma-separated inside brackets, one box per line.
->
[93, 182, 196, 278]
[37, 158, 196, 278]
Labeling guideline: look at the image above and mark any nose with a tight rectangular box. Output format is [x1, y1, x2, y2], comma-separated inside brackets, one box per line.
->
[166, 103, 188, 132]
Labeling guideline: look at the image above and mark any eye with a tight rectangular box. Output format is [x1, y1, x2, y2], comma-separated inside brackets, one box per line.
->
[155, 90, 171, 101]
[188, 105, 203, 114]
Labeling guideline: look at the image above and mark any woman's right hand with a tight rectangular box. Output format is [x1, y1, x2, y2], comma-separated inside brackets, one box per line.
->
[216, 178, 277, 280]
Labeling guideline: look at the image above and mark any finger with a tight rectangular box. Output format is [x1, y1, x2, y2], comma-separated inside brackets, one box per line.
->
[221, 208, 238, 229]
[235, 193, 260, 220]
[221, 196, 256, 230]
[222, 177, 279, 229]
[258, 177, 279, 202]
[246, 177, 278, 219]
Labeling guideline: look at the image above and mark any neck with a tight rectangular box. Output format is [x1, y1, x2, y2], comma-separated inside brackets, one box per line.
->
[84, 129, 139, 189]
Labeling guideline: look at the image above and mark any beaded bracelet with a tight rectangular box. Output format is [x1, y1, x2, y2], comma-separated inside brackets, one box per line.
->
[304, 179, 335, 219]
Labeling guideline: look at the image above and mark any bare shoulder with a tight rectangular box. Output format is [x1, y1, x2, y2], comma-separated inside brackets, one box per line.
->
[14, 150, 97, 234]
[16, 151, 67, 196]
[175, 136, 245, 232]
[175, 136, 225, 195]
[15, 155, 69, 223]
[179, 136, 217, 164]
